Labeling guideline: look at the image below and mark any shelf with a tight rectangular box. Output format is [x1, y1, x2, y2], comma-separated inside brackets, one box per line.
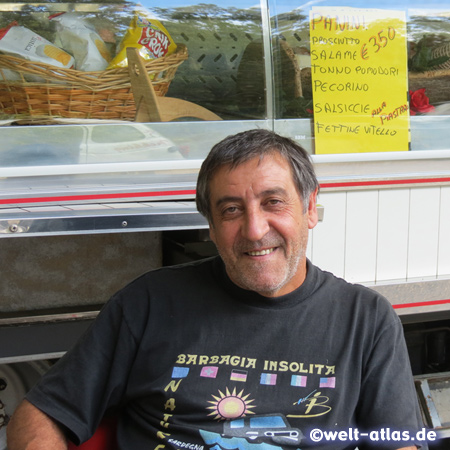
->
[0, 200, 208, 237]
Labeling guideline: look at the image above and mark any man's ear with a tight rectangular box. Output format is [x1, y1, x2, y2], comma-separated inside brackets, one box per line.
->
[307, 188, 319, 230]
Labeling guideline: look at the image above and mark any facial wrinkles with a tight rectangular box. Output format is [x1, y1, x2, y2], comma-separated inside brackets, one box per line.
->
[209, 154, 313, 297]
[232, 191, 300, 257]
[226, 222, 308, 297]
[227, 201, 305, 295]
[224, 245, 305, 297]
[234, 231, 284, 255]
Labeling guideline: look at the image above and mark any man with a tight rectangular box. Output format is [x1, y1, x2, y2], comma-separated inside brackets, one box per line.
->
[8, 129, 425, 450]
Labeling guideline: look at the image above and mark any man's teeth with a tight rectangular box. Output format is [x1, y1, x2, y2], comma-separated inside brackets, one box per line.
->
[247, 248, 275, 256]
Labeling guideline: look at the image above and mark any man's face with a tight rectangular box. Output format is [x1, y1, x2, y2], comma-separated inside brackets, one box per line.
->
[209, 153, 318, 297]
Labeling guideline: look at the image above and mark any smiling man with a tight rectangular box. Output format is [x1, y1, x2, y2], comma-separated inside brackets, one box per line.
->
[8, 130, 426, 450]
[207, 152, 316, 297]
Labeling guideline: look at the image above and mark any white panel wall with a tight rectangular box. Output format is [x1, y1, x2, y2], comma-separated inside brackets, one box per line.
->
[407, 187, 440, 279]
[438, 186, 450, 277]
[306, 229, 312, 261]
[310, 185, 450, 284]
[345, 191, 379, 283]
[376, 189, 410, 281]
[311, 192, 346, 278]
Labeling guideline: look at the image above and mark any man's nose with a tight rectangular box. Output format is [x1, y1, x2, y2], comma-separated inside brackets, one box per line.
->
[241, 208, 270, 241]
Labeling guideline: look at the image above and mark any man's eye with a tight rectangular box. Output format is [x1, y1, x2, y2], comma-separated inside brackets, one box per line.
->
[223, 206, 238, 215]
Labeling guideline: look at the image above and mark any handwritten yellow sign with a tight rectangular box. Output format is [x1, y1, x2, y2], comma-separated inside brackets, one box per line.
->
[309, 7, 409, 154]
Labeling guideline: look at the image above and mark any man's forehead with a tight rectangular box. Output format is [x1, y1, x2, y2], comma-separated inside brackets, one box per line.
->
[209, 153, 298, 198]
[215, 152, 291, 178]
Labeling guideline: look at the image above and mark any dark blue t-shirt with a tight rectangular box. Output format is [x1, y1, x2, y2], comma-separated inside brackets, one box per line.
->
[26, 257, 426, 450]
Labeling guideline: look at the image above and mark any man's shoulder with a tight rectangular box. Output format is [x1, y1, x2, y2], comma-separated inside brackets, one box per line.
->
[312, 263, 396, 317]
[116, 256, 219, 297]
[103, 256, 219, 325]
[146, 255, 217, 281]
[312, 263, 371, 294]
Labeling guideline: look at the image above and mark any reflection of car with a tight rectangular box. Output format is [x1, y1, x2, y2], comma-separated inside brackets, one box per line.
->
[78, 123, 187, 163]
[0, 143, 79, 167]
[223, 414, 302, 445]
[0, 121, 187, 167]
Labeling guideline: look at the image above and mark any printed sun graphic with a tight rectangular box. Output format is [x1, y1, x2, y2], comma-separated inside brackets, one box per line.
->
[207, 388, 256, 420]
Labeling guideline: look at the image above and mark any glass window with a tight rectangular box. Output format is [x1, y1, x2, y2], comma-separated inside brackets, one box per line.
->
[1, 0, 450, 206]
[270, 0, 450, 154]
[0, 0, 266, 123]
[0, 0, 268, 170]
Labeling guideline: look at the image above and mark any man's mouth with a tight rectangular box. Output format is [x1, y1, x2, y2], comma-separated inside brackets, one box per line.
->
[246, 247, 276, 256]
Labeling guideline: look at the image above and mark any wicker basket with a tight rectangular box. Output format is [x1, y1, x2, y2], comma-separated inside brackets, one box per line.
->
[0, 44, 188, 121]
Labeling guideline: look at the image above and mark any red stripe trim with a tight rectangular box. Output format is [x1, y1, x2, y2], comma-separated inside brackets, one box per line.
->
[0, 189, 197, 205]
[2, 177, 450, 206]
[393, 299, 450, 309]
[321, 177, 450, 189]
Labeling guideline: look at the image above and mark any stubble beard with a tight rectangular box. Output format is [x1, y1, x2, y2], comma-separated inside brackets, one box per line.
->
[221, 226, 309, 297]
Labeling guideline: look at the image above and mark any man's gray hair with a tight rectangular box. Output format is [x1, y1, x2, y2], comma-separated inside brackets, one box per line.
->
[196, 129, 319, 223]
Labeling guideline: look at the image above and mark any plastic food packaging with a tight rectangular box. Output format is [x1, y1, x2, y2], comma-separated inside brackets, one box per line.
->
[50, 12, 111, 72]
[107, 12, 177, 69]
[0, 21, 74, 70]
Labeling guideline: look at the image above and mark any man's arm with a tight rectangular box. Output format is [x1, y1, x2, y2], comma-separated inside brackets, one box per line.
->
[7, 399, 68, 450]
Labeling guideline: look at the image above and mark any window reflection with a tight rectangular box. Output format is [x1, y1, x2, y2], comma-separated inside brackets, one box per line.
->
[270, 0, 450, 153]
[0, 1, 266, 124]
[0, 0, 449, 166]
